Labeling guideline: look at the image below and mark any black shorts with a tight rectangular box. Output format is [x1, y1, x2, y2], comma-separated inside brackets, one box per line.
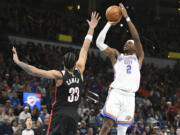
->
[47, 114, 77, 135]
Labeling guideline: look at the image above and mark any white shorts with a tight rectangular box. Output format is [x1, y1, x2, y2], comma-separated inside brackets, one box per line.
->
[102, 88, 135, 126]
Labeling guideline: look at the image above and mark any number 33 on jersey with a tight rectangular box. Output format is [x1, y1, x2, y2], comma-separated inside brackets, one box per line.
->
[54, 69, 83, 108]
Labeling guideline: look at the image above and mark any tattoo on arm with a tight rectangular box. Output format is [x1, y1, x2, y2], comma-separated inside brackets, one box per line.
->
[18, 61, 36, 74]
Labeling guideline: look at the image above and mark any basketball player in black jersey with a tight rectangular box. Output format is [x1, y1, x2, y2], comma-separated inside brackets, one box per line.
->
[12, 12, 101, 135]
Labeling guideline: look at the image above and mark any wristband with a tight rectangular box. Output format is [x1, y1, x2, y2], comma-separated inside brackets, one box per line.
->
[85, 34, 93, 42]
[126, 17, 131, 22]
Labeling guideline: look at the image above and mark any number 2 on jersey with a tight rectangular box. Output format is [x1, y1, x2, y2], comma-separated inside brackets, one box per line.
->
[68, 87, 79, 102]
[126, 65, 131, 74]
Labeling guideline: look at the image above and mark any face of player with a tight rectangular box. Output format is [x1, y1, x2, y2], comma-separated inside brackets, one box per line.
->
[123, 40, 136, 53]
[25, 118, 32, 129]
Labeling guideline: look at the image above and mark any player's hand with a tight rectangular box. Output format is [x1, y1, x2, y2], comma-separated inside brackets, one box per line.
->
[119, 3, 128, 19]
[87, 11, 101, 29]
[12, 47, 20, 64]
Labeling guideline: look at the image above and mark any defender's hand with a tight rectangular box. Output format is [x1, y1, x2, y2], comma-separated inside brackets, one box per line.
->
[119, 3, 128, 19]
[12, 47, 20, 64]
[87, 11, 101, 29]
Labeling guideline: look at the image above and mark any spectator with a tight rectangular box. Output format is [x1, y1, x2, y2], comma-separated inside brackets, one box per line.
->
[87, 128, 93, 135]
[32, 121, 37, 130]
[78, 120, 88, 135]
[0, 115, 13, 135]
[88, 109, 98, 133]
[170, 126, 176, 135]
[161, 125, 169, 135]
[35, 120, 42, 129]
[35, 115, 50, 135]
[13, 124, 23, 135]
[143, 96, 152, 107]
[12, 76, 21, 92]
[38, 107, 49, 124]
[144, 125, 151, 135]
[19, 106, 31, 124]
[0, 91, 9, 105]
[31, 108, 38, 122]
[3, 80, 11, 92]
[22, 117, 35, 135]
[5, 100, 12, 113]
[11, 119, 19, 133]
[174, 114, 180, 128]
[128, 124, 141, 135]
[0, 106, 5, 122]
[137, 119, 145, 133]
[166, 101, 176, 124]
[176, 127, 180, 135]
[14, 104, 23, 116]
[37, 82, 46, 99]
[10, 92, 21, 108]
[6, 108, 15, 123]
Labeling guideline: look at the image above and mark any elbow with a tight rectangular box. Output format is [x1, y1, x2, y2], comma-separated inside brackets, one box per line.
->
[140, 51, 144, 60]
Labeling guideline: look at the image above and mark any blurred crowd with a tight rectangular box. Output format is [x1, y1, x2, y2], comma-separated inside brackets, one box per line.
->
[1, 2, 87, 43]
[0, 0, 180, 58]
[0, 43, 180, 135]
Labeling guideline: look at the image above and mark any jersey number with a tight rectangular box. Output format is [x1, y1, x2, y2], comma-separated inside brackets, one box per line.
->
[126, 65, 131, 74]
[68, 87, 79, 102]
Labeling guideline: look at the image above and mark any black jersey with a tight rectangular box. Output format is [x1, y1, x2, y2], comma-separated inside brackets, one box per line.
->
[53, 68, 83, 109]
[50, 68, 83, 120]
[46, 68, 83, 135]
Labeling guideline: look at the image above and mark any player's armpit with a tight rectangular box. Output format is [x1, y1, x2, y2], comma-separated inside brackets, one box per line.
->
[103, 47, 120, 65]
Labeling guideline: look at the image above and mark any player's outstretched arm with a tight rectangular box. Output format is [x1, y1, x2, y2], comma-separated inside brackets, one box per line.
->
[96, 21, 120, 65]
[119, 3, 144, 66]
[12, 47, 62, 79]
[76, 12, 101, 75]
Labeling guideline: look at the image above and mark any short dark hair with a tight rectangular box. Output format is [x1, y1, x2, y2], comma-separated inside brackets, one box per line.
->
[63, 52, 77, 70]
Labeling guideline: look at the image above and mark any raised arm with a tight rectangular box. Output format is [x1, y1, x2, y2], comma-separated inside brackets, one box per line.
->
[119, 3, 144, 66]
[96, 22, 120, 65]
[12, 47, 62, 79]
[76, 12, 101, 75]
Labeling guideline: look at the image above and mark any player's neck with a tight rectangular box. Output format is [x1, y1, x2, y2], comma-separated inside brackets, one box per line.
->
[65, 67, 75, 74]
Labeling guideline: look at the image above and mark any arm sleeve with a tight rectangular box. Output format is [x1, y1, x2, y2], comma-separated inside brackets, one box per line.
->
[96, 23, 111, 51]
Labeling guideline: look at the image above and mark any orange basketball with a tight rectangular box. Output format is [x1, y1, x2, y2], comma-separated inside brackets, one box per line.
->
[106, 5, 122, 22]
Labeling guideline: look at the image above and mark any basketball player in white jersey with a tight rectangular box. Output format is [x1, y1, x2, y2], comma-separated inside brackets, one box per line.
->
[96, 3, 144, 135]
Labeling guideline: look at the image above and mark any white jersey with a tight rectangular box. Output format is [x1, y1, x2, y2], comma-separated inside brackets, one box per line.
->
[22, 129, 34, 135]
[110, 54, 140, 93]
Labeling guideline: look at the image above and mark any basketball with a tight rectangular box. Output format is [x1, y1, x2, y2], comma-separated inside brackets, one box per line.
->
[106, 5, 122, 22]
